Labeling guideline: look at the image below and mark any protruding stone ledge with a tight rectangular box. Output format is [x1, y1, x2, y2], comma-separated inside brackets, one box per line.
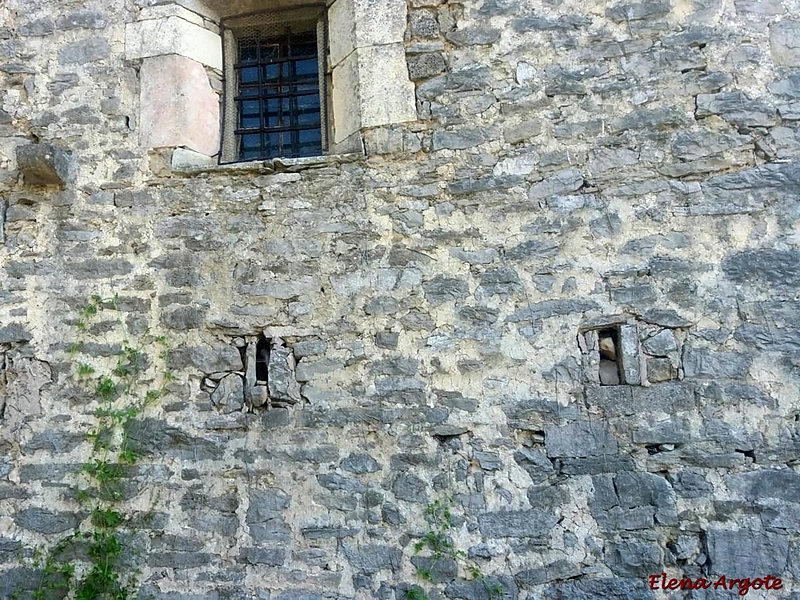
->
[15, 143, 76, 187]
[170, 152, 365, 176]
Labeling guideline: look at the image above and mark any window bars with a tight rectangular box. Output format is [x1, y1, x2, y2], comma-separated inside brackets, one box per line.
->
[221, 5, 328, 163]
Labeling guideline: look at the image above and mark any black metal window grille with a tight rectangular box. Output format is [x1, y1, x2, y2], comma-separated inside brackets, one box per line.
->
[222, 7, 327, 162]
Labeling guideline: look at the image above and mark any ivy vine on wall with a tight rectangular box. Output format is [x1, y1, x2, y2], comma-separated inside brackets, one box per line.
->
[15, 295, 172, 600]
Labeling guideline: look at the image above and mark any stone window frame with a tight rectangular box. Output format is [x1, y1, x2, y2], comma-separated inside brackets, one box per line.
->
[579, 315, 687, 387]
[219, 4, 330, 163]
[125, 0, 417, 164]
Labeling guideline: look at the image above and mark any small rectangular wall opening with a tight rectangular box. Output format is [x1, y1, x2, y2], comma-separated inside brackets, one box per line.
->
[256, 335, 271, 384]
[597, 327, 624, 386]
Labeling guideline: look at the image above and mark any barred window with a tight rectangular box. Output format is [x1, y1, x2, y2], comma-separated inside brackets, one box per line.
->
[221, 6, 328, 163]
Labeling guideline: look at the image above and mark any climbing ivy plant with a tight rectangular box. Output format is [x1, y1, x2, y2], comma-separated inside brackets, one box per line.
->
[19, 295, 172, 600]
[409, 498, 505, 600]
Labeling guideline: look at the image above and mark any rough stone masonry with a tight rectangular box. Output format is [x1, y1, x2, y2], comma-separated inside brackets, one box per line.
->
[1, 0, 800, 598]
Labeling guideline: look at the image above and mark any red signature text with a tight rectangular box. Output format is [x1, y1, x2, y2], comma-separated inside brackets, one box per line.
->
[648, 572, 783, 596]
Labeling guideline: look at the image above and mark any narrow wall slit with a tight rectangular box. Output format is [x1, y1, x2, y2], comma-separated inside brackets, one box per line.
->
[256, 335, 270, 385]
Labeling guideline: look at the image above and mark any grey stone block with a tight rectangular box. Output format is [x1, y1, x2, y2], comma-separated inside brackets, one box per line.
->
[513, 448, 555, 483]
[317, 473, 365, 493]
[606, 0, 670, 22]
[343, 544, 402, 574]
[446, 27, 501, 46]
[545, 422, 618, 458]
[544, 578, 655, 600]
[723, 248, 800, 291]
[683, 347, 750, 379]
[341, 453, 380, 474]
[770, 20, 800, 66]
[605, 539, 663, 577]
[528, 168, 583, 200]
[706, 529, 789, 575]
[642, 330, 678, 356]
[769, 74, 800, 98]
[14, 508, 81, 534]
[268, 346, 301, 404]
[56, 10, 108, 30]
[478, 509, 559, 538]
[668, 470, 713, 498]
[407, 53, 447, 81]
[19, 18, 55, 36]
[168, 344, 243, 372]
[125, 418, 224, 460]
[726, 468, 800, 503]
[432, 129, 486, 150]
[0, 323, 32, 343]
[610, 106, 689, 132]
[16, 144, 76, 187]
[411, 555, 458, 583]
[58, 37, 110, 64]
[696, 91, 778, 127]
[239, 547, 286, 566]
[424, 276, 469, 305]
[444, 575, 518, 600]
[516, 560, 582, 587]
[210, 373, 244, 414]
[375, 331, 399, 349]
[392, 472, 428, 502]
[301, 526, 359, 539]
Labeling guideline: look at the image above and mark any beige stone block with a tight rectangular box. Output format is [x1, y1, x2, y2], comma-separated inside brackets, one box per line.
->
[329, 0, 407, 66]
[356, 44, 417, 128]
[331, 51, 361, 144]
[138, 55, 220, 156]
[125, 15, 222, 69]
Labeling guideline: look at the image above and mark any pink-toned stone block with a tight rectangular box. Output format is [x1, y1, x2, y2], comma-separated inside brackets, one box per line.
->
[139, 54, 220, 156]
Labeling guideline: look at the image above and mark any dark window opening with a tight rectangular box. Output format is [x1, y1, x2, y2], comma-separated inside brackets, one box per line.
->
[598, 327, 623, 386]
[256, 336, 270, 384]
[222, 7, 328, 162]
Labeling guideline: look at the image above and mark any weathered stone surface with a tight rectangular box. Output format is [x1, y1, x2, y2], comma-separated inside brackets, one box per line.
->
[424, 276, 470, 305]
[407, 52, 447, 81]
[696, 91, 778, 127]
[343, 544, 402, 574]
[478, 509, 559, 538]
[723, 248, 800, 291]
[546, 422, 618, 458]
[14, 508, 81, 534]
[528, 168, 584, 200]
[268, 345, 301, 404]
[168, 344, 242, 372]
[16, 144, 76, 186]
[139, 54, 219, 155]
[210, 373, 244, 414]
[444, 575, 518, 599]
[341, 453, 380, 473]
[0, 323, 32, 343]
[125, 418, 223, 460]
[770, 20, 800, 66]
[544, 578, 655, 600]
[392, 472, 428, 502]
[682, 346, 751, 379]
[726, 468, 800, 503]
[706, 529, 789, 575]
[58, 37, 109, 64]
[605, 539, 663, 577]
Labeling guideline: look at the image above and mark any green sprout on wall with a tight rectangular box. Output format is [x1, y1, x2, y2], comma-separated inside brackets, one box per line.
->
[409, 498, 505, 600]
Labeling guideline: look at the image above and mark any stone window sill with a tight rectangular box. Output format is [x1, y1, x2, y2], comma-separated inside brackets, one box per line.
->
[171, 149, 365, 176]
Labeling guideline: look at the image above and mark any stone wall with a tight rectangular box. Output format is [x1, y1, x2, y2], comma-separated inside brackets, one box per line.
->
[2, 0, 800, 598]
